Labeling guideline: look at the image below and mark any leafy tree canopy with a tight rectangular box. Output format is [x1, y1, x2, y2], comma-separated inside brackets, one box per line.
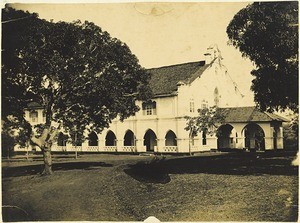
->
[2, 6, 151, 132]
[185, 106, 225, 138]
[227, 2, 298, 113]
[2, 6, 152, 174]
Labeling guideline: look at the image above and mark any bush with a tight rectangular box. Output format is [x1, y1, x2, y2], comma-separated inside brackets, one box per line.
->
[1, 132, 15, 158]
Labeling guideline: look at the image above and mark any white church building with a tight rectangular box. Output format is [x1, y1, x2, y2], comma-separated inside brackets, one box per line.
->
[17, 45, 287, 154]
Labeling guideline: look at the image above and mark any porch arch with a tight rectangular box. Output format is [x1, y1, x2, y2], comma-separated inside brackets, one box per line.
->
[124, 130, 135, 146]
[242, 123, 265, 151]
[88, 131, 98, 146]
[105, 130, 116, 146]
[217, 124, 237, 150]
[165, 130, 177, 146]
[143, 129, 157, 152]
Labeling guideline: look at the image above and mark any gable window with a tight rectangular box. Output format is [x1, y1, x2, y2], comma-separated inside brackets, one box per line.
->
[190, 99, 195, 113]
[142, 101, 156, 116]
[214, 87, 219, 107]
[29, 110, 38, 122]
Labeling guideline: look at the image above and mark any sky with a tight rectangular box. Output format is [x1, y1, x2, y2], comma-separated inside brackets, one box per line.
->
[9, 2, 256, 105]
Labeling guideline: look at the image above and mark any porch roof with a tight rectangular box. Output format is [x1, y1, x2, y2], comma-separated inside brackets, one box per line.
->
[219, 106, 289, 123]
[147, 60, 209, 96]
[26, 102, 43, 109]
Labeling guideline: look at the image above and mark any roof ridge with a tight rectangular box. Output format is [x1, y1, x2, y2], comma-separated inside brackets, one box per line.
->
[219, 106, 256, 109]
[146, 60, 204, 70]
[187, 64, 209, 84]
[264, 111, 290, 122]
[188, 61, 215, 84]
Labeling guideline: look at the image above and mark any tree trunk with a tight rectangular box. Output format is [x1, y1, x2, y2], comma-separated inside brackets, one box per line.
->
[7, 147, 10, 160]
[31, 125, 60, 176]
[42, 147, 53, 175]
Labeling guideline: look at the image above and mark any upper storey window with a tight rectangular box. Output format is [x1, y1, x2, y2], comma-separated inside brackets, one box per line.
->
[142, 101, 156, 115]
[201, 100, 208, 109]
[29, 110, 38, 122]
[190, 99, 195, 113]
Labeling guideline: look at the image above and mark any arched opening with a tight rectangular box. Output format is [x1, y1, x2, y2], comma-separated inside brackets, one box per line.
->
[217, 124, 236, 150]
[88, 131, 98, 146]
[202, 129, 207, 145]
[105, 131, 116, 146]
[124, 130, 135, 146]
[243, 123, 265, 151]
[165, 130, 177, 146]
[144, 129, 157, 152]
[57, 132, 68, 146]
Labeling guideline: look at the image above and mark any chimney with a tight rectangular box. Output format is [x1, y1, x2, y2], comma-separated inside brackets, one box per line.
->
[204, 52, 213, 64]
[204, 44, 222, 64]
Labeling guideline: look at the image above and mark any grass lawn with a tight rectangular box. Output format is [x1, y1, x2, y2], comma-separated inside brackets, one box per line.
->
[2, 151, 298, 221]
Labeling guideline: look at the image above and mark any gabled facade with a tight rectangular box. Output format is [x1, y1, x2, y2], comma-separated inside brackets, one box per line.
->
[15, 45, 287, 153]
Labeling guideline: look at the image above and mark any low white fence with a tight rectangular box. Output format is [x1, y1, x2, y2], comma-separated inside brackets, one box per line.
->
[118, 146, 136, 152]
[51, 146, 67, 152]
[161, 146, 178, 153]
[190, 145, 211, 152]
[83, 146, 99, 152]
[68, 146, 82, 152]
[14, 144, 215, 154]
[103, 146, 117, 152]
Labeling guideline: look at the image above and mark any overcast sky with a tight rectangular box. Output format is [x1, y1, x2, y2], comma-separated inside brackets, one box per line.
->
[9, 2, 256, 105]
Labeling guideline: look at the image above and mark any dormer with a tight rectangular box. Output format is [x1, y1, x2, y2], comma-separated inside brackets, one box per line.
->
[177, 81, 185, 86]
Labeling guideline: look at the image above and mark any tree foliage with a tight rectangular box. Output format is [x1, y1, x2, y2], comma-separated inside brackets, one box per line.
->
[283, 113, 299, 150]
[1, 116, 31, 157]
[185, 106, 225, 137]
[227, 2, 298, 112]
[2, 6, 152, 174]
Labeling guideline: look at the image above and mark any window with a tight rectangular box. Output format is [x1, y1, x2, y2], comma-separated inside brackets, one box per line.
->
[145, 104, 153, 115]
[142, 101, 156, 115]
[29, 110, 38, 122]
[201, 100, 208, 109]
[190, 100, 195, 113]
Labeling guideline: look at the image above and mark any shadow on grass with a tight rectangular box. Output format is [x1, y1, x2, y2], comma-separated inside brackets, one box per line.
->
[2, 162, 113, 178]
[124, 152, 298, 184]
[2, 205, 32, 222]
[124, 157, 171, 184]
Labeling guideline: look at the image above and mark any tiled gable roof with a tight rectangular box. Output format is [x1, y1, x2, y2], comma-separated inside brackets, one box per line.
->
[27, 102, 43, 109]
[219, 106, 288, 123]
[147, 60, 209, 96]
